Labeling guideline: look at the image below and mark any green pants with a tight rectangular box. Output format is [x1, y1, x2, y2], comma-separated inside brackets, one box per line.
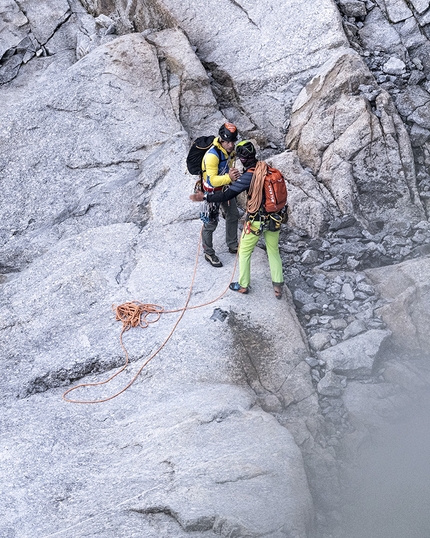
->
[238, 222, 284, 289]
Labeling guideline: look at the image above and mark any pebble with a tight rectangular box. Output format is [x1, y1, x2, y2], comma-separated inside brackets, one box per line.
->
[310, 332, 331, 351]
[341, 283, 354, 300]
[331, 318, 347, 330]
[305, 356, 319, 368]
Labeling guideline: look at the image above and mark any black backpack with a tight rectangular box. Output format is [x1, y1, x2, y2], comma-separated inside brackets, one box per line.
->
[186, 135, 221, 175]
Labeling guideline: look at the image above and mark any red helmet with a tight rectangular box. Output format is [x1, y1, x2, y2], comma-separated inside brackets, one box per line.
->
[218, 122, 238, 142]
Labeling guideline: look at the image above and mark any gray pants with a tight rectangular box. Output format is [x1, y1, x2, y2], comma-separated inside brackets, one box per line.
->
[202, 199, 239, 256]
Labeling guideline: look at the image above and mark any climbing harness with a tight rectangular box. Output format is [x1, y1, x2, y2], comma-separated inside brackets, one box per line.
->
[199, 149, 235, 225]
[62, 227, 240, 404]
[244, 210, 265, 236]
[243, 211, 283, 237]
[268, 212, 282, 232]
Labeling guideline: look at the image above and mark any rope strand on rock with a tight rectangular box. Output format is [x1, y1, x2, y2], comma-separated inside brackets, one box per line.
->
[62, 227, 239, 404]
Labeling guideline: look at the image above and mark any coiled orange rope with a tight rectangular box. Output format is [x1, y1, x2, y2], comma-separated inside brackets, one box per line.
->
[114, 301, 164, 329]
[246, 161, 267, 214]
[62, 227, 239, 404]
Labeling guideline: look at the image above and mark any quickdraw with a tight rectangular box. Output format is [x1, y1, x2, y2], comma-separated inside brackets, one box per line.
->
[199, 201, 219, 224]
[199, 200, 211, 223]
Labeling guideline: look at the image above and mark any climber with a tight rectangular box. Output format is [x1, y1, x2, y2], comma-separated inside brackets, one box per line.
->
[190, 140, 285, 299]
[200, 122, 241, 268]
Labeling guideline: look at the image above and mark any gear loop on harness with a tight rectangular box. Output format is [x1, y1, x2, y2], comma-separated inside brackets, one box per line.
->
[246, 209, 267, 236]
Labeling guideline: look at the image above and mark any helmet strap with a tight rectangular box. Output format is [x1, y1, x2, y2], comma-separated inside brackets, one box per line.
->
[240, 157, 258, 169]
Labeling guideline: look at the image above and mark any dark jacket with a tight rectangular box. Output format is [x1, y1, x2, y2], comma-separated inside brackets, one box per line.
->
[206, 167, 254, 204]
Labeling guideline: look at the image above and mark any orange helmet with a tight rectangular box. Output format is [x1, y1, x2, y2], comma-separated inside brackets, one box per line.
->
[218, 122, 238, 142]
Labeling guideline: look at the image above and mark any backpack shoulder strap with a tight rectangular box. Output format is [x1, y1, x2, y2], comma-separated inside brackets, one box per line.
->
[202, 144, 224, 175]
[209, 140, 223, 162]
[208, 143, 228, 175]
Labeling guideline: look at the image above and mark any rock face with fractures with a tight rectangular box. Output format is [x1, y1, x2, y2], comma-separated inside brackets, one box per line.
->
[2, 0, 430, 537]
[366, 255, 430, 355]
[68, 0, 350, 144]
[285, 50, 425, 235]
[1, 32, 182, 271]
[0, 7, 320, 535]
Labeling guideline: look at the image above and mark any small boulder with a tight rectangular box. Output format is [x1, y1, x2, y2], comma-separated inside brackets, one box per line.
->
[317, 371, 345, 397]
[382, 57, 406, 75]
[320, 329, 391, 378]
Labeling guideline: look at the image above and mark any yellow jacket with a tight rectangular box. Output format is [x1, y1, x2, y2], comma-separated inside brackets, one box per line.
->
[202, 137, 235, 191]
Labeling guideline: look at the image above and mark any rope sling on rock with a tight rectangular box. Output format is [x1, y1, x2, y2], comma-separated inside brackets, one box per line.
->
[62, 227, 239, 404]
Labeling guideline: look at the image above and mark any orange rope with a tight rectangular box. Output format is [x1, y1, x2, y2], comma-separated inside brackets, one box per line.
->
[246, 161, 267, 214]
[62, 227, 239, 404]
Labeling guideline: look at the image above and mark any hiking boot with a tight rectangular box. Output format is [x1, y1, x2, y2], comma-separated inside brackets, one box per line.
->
[273, 283, 283, 300]
[205, 253, 223, 268]
[229, 282, 248, 294]
[228, 247, 238, 254]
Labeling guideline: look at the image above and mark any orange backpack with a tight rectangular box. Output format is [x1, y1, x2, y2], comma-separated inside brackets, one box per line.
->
[262, 165, 287, 213]
[247, 162, 288, 215]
